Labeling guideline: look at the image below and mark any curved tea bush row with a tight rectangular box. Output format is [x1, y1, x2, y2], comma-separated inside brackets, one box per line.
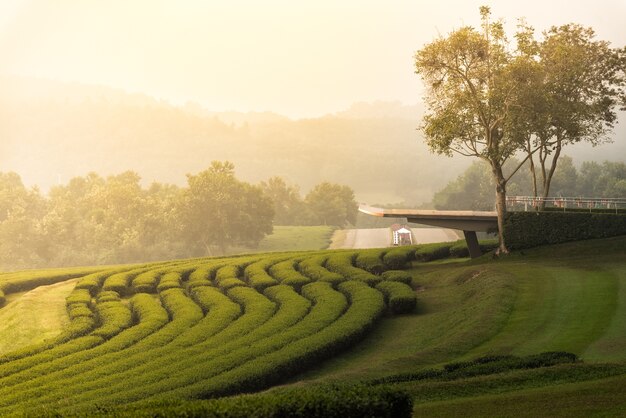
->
[268, 259, 312, 289]
[0, 244, 426, 413]
[375, 281, 417, 314]
[326, 253, 381, 286]
[298, 255, 344, 285]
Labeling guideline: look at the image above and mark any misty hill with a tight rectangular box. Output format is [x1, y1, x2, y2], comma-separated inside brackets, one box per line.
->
[1, 76, 624, 204]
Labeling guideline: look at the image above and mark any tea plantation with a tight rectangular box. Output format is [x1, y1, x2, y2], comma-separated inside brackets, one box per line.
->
[0, 236, 625, 417]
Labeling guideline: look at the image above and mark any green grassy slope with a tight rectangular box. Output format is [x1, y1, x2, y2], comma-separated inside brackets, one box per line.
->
[0, 236, 623, 416]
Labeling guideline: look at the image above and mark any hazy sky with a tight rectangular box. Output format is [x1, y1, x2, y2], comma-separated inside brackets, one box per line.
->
[1, 0, 625, 118]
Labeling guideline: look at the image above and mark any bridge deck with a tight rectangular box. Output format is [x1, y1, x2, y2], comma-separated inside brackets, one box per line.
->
[358, 205, 498, 258]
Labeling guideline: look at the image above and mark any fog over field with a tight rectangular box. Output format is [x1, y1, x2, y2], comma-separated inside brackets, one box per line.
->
[0, 0, 624, 204]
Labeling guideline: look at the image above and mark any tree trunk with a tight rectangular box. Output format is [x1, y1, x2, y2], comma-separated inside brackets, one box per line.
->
[539, 141, 562, 211]
[491, 163, 509, 255]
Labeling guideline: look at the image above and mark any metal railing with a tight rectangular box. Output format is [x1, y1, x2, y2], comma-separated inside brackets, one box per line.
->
[507, 196, 626, 212]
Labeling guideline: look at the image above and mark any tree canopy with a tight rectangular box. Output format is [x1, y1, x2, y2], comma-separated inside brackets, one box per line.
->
[414, 6, 626, 253]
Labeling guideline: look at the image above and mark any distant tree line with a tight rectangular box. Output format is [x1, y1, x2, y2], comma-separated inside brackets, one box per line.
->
[0, 162, 357, 270]
[433, 158, 626, 211]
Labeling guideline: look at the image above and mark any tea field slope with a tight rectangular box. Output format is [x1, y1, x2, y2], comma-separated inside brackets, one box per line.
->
[0, 237, 624, 416]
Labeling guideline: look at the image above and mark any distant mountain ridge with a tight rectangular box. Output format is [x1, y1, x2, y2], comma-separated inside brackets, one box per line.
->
[0, 76, 623, 204]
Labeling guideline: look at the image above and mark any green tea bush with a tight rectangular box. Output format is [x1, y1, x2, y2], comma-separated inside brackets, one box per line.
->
[375, 281, 416, 314]
[355, 250, 386, 275]
[326, 253, 381, 286]
[414, 242, 452, 261]
[298, 256, 344, 286]
[268, 259, 312, 290]
[505, 211, 626, 249]
[102, 269, 144, 297]
[91, 300, 133, 339]
[213, 264, 248, 290]
[88, 384, 412, 418]
[380, 270, 412, 284]
[67, 303, 94, 320]
[97, 291, 120, 303]
[66, 288, 92, 305]
[156, 272, 182, 292]
[243, 258, 282, 291]
[449, 242, 470, 258]
[383, 247, 415, 269]
[132, 270, 160, 293]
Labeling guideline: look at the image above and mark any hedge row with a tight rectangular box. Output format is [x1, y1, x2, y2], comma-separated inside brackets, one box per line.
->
[354, 250, 386, 274]
[383, 246, 416, 269]
[380, 270, 412, 284]
[375, 281, 416, 314]
[152, 281, 383, 401]
[504, 211, 626, 249]
[214, 265, 247, 290]
[326, 253, 381, 286]
[371, 352, 579, 385]
[243, 257, 284, 291]
[298, 256, 344, 285]
[268, 259, 312, 290]
[42, 384, 413, 418]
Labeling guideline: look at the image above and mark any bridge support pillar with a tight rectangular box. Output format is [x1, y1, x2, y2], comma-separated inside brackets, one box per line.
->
[463, 230, 482, 258]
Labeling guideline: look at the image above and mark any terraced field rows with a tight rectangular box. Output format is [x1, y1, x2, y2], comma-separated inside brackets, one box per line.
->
[0, 246, 432, 414]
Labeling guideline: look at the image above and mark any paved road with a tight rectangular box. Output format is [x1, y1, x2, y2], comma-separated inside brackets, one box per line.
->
[331, 227, 459, 249]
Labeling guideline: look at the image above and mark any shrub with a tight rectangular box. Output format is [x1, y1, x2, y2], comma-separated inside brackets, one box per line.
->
[380, 270, 412, 285]
[415, 242, 452, 261]
[505, 211, 626, 249]
[383, 247, 415, 269]
[93, 384, 412, 418]
[326, 253, 381, 286]
[449, 242, 470, 258]
[376, 281, 416, 314]
[66, 289, 92, 305]
[355, 251, 386, 275]
[156, 272, 182, 292]
[298, 256, 344, 285]
[268, 259, 312, 290]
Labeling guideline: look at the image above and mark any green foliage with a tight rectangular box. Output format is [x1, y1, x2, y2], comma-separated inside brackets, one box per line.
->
[326, 253, 382, 286]
[380, 270, 412, 284]
[298, 256, 344, 285]
[268, 259, 312, 290]
[371, 352, 578, 385]
[355, 250, 386, 275]
[156, 272, 182, 292]
[83, 384, 412, 418]
[504, 212, 626, 249]
[383, 246, 415, 269]
[414, 242, 452, 261]
[376, 281, 417, 314]
[304, 182, 358, 227]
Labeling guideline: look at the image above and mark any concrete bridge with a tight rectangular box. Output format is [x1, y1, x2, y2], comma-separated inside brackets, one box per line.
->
[358, 205, 498, 258]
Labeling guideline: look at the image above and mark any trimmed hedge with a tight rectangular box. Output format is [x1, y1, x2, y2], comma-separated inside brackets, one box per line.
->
[371, 352, 579, 385]
[504, 211, 626, 249]
[76, 384, 412, 418]
[383, 247, 416, 269]
[380, 270, 412, 284]
[414, 242, 452, 261]
[355, 251, 386, 275]
[376, 281, 416, 314]
[298, 256, 344, 286]
[326, 253, 381, 286]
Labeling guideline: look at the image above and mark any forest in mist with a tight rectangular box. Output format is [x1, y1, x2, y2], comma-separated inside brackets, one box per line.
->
[3, 76, 625, 206]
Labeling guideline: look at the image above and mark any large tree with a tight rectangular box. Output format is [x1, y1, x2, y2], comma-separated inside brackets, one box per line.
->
[178, 161, 274, 256]
[415, 7, 536, 253]
[304, 182, 358, 227]
[515, 23, 626, 207]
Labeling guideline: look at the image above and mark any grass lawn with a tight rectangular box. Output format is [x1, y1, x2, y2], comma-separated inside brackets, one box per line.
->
[0, 279, 77, 354]
[255, 225, 334, 252]
[288, 236, 626, 415]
